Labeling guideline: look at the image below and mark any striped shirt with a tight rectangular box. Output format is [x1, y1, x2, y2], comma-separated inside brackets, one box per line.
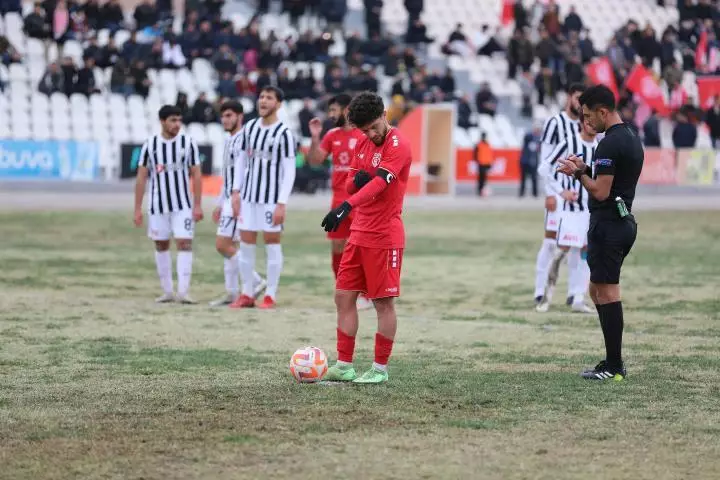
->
[540, 111, 581, 165]
[240, 117, 296, 205]
[222, 130, 245, 200]
[544, 137, 598, 212]
[138, 133, 200, 214]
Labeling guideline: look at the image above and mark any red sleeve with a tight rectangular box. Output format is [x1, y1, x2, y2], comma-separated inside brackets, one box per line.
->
[319, 129, 333, 154]
[346, 139, 362, 195]
[347, 176, 387, 208]
[346, 177, 359, 195]
[378, 132, 411, 177]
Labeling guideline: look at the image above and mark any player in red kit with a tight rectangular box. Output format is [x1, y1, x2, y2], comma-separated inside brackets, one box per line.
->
[321, 92, 412, 384]
[307, 94, 372, 310]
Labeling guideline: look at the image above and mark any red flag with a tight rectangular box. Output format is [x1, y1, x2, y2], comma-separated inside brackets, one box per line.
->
[625, 64, 670, 116]
[697, 75, 720, 108]
[696, 30, 708, 72]
[501, 0, 515, 25]
[585, 57, 619, 101]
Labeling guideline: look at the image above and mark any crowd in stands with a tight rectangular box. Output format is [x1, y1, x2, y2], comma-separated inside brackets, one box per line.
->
[4, 0, 720, 151]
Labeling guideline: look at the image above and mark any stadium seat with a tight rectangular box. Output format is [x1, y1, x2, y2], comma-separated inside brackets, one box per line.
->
[63, 40, 84, 65]
[69, 93, 89, 114]
[10, 123, 32, 139]
[97, 29, 111, 47]
[8, 63, 27, 83]
[206, 123, 225, 145]
[114, 29, 131, 48]
[187, 123, 207, 143]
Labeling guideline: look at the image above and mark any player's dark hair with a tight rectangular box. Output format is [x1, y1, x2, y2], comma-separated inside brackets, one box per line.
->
[329, 93, 353, 108]
[579, 85, 616, 111]
[568, 83, 587, 95]
[159, 105, 182, 120]
[220, 100, 243, 114]
[260, 85, 284, 102]
[348, 92, 384, 127]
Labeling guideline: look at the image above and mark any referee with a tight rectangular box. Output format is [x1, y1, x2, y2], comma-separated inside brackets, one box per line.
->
[557, 85, 643, 381]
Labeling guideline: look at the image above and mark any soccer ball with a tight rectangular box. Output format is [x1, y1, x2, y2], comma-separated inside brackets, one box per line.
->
[289, 346, 328, 383]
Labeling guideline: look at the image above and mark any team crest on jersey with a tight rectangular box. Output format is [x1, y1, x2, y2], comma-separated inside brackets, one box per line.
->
[349, 138, 357, 149]
[371, 153, 382, 167]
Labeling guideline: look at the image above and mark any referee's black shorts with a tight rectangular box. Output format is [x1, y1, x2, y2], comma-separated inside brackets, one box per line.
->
[587, 215, 637, 284]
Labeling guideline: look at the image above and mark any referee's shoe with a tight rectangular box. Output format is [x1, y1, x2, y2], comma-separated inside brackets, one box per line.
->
[581, 360, 626, 381]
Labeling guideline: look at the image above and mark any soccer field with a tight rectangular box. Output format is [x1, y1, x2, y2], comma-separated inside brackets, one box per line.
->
[1, 207, 719, 479]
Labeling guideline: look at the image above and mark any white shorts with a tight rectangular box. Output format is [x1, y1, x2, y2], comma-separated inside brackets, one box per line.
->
[544, 195, 562, 233]
[238, 201, 283, 233]
[148, 209, 194, 240]
[557, 211, 590, 248]
[216, 199, 240, 241]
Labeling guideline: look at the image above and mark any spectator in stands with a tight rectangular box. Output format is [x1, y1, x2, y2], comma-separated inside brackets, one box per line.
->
[76, 56, 101, 96]
[637, 24, 661, 68]
[381, 44, 402, 77]
[163, 35, 187, 69]
[405, 19, 433, 50]
[443, 23, 473, 57]
[535, 67, 560, 106]
[191, 93, 218, 124]
[440, 68, 456, 97]
[473, 133, 493, 197]
[705, 95, 720, 148]
[475, 83, 498, 117]
[659, 28, 677, 73]
[235, 75, 257, 99]
[175, 92, 191, 122]
[663, 60, 683, 90]
[457, 93, 475, 130]
[474, 25, 503, 56]
[38, 62, 64, 95]
[52, 0, 72, 46]
[100, 0, 125, 33]
[298, 98, 316, 138]
[130, 59, 151, 98]
[325, 65, 346, 94]
[217, 72, 237, 98]
[672, 111, 698, 148]
[364, 0, 383, 38]
[518, 71, 534, 118]
[82, 0, 101, 30]
[284, 0, 306, 27]
[563, 6, 583, 35]
[513, 0, 529, 30]
[134, 0, 158, 30]
[542, 2, 561, 38]
[578, 28, 596, 64]
[98, 37, 120, 69]
[0, 0, 21, 15]
[519, 125, 540, 198]
[320, 0, 347, 32]
[507, 28, 533, 79]
[84, 35, 102, 64]
[643, 110, 661, 147]
[404, 0, 423, 23]
[180, 22, 201, 60]
[565, 53, 585, 87]
[110, 58, 133, 96]
[535, 28, 555, 68]
[361, 33, 389, 65]
[122, 31, 142, 63]
[198, 21, 216, 59]
[0, 35, 21, 66]
[60, 56, 77, 96]
[24, 4, 51, 40]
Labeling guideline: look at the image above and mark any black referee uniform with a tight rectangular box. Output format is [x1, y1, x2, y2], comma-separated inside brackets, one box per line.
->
[587, 123, 643, 284]
[582, 121, 643, 380]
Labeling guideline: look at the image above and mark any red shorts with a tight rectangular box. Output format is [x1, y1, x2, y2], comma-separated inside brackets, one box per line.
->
[326, 196, 353, 240]
[336, 243, 403, 299]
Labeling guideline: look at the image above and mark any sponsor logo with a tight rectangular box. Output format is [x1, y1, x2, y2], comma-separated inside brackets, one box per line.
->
[0, 140, 99, 181]
[385, 287, 398, 293]
[333, 141, 341, 146]
[338, 152, 350, 165]
[349, 138, 357, 149]
[372, 152, 382, 167]
[385, 172, 395, 184]
[596, 158, 613, 167]
[391, 135, 398, 147]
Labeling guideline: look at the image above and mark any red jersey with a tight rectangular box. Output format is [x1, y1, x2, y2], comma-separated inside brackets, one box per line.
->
[348, 127, 412, 249]
[320, 127, 365, 200]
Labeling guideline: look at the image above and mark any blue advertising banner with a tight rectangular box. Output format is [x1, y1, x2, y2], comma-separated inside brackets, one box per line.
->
[0, 140, 100, 181]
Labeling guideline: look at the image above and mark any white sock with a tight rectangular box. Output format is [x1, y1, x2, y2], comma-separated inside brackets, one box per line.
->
[336, 360, 352, 367]
[534, 238, 556, 298]
[576, 255, 591, 305]
[566, 247, 581, 301]
[224, 254, 239, 296]
[154, 250, 173, 294]
[176, 251, 193, 296]
[253, 270, 263, 284]
[238, 242, 256, 297]
[265, 244, 283, 299]
[372, 362, 387, 372]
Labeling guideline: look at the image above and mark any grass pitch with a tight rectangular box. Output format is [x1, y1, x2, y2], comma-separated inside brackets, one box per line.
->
[1, 207, 719, 479]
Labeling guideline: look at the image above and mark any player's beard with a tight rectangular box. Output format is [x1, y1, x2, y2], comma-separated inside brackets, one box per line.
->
[224, 120, 239, 133]
[335, 115, 346, 128]
[261, 105, 278, 119]
[570, 105, 580, 117]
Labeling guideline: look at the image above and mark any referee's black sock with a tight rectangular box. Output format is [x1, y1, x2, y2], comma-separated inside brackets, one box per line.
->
[597, 302, 624, 370]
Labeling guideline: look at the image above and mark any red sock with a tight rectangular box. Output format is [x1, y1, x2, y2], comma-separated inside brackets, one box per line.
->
[336, 328, 355, 363]
[332, 252, 343, 278]
[374, 332, 394, 366]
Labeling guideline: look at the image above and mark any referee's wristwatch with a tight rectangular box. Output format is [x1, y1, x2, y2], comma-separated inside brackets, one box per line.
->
[573, 165, 591, 180]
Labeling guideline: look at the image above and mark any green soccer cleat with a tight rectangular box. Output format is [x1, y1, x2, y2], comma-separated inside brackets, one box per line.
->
[324, 363, 357, 382]
[352, 366, 388, 384]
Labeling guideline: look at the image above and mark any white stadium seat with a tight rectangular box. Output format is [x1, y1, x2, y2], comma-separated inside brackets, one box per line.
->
[187, 123, 207, 143]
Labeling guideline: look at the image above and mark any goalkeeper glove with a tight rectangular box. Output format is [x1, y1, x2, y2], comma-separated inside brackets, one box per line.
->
[353, 169, 372, 189]
[321, 201, 352, 232]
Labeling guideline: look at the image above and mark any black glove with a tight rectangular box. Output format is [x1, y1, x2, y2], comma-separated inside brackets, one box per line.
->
[353, 169, 372, 189]
[321, 201, 352, 232]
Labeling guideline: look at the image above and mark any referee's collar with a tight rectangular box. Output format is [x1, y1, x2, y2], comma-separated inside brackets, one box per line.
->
[604, 123, 625, 134]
